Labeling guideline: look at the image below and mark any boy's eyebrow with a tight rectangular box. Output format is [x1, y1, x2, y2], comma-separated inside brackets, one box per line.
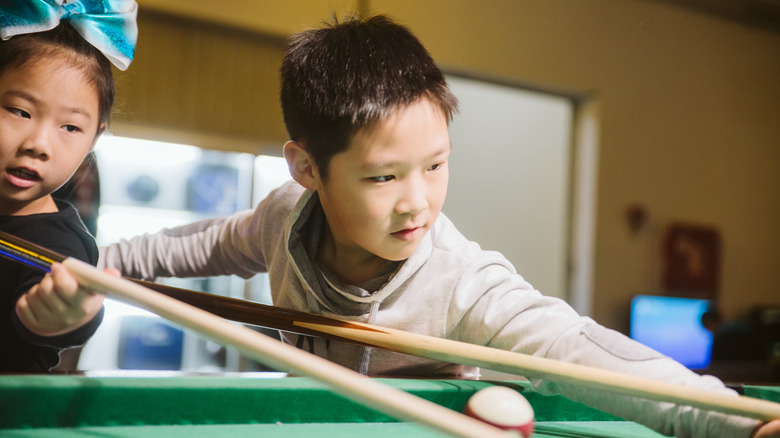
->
[360, 143, 451, 170]
[2, 90, 92, 119]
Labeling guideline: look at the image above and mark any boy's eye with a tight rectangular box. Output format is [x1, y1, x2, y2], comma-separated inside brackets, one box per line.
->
[428, 162, 444, 171]
[63, 124, 82, 133]
[370, 175, 395, 183]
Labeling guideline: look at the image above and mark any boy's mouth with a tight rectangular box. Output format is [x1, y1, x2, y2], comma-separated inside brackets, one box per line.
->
[392, 226, 423, 242]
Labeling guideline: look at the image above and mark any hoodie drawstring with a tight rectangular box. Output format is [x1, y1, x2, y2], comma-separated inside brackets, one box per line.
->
[356, 300, 381, 375]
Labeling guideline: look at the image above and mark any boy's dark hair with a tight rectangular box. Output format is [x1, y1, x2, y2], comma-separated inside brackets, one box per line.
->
[0, 23, 115, 135]
[280, 14, 458, 181]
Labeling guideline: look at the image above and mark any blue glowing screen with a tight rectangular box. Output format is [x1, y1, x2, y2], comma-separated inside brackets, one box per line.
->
[630, 294, 714, 369]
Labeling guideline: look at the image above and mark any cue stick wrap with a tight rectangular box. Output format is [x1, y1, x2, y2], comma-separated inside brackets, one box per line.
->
[133, 280, 780, 422]
[60, 258, 515, 438]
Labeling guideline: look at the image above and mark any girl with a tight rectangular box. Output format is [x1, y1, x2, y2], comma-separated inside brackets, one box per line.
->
[0, 0, 136, 372]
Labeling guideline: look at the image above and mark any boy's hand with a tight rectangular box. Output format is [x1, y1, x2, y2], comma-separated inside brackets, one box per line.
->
[15, 263, 117, 337]
[755, 420, 780, 438]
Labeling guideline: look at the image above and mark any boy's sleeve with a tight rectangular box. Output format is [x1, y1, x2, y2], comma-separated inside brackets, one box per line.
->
[99, 181, 304, 281]
[448, 260, 760, 438]
[534, 322, 760, 438]
[99, 208, 266, 281]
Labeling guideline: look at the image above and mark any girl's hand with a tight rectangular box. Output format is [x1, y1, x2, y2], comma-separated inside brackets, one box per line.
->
[754, 420, 780, 438]
[15, 263, 117, 337]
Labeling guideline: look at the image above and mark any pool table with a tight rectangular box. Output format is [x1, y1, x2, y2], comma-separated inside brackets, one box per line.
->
[1, 373, 777, 438]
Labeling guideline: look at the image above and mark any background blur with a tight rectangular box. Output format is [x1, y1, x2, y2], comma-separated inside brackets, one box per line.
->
[71, 0, 780, 380]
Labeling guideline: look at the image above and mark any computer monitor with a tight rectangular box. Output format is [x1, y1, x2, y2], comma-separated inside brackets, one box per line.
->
[630, 294, 714, 369]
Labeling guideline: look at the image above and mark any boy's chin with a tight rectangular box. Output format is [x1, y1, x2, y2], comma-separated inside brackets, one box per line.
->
[380, 243, 421, 262]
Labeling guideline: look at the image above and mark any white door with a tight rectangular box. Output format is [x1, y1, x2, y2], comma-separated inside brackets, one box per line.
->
[445, 76, 573, 300]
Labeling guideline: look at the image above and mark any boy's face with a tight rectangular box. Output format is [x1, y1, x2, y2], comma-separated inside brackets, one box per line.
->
[315, 98, 450, 267]
[0, 56, 100, 215]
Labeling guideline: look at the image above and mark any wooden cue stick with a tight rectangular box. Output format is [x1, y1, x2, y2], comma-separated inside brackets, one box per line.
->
[133, 280, 780, 422]
[0, 235, 514, 438]
[4, 231, 778, 422]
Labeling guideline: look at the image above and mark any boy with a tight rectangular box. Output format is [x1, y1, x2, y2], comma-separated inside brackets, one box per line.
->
[99, 15, 778, 437]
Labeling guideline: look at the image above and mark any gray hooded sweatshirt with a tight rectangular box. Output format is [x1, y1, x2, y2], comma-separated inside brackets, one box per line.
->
[101, 181, 760, 438]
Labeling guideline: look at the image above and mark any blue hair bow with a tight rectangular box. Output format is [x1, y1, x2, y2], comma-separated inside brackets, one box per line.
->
[0, 0, 138, 70]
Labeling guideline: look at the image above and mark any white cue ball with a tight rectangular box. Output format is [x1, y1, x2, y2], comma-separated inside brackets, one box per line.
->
[465, 386, 534, 437]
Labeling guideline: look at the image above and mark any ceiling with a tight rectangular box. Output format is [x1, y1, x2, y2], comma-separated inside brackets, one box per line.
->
[654, 0, 780, 33]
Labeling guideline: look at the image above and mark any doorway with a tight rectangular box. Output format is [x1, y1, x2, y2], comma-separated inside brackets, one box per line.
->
[444, 75, 575, 301]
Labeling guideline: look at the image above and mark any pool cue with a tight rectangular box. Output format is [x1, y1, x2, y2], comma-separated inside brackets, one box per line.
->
[5, 233, 779, 423]
[128, 282, 780, 422]
[0, 232, 515, 438]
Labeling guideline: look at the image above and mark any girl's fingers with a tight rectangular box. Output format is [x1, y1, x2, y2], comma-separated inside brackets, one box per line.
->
[49, 263, 82, 304]
[15, 293, 39, 328]
[16, 264, 106, 336]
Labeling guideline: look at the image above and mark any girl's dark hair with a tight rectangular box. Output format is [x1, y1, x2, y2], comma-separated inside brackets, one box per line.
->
[280, 15, 458, 181]
[0, 23, 115, 134]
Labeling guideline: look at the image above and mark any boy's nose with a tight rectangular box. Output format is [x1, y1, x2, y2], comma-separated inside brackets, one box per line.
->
[395, 180, 428, 216]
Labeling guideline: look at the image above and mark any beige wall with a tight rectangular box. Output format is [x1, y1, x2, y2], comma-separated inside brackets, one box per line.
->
[110, 11, 286, 154]
[369, 0, 780, 332]
[125, 0, 780, 333]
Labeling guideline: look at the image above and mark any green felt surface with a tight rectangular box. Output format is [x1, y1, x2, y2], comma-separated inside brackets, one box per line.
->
[744, 385, 780, 402]
[0, 375, 618, 429]
[534, 422, 665, 437]
[0, 422, 666, 438]
[0, 375, 775, 438]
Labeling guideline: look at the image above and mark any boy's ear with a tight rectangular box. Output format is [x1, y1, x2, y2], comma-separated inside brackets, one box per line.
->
[283, 141, 319, 190]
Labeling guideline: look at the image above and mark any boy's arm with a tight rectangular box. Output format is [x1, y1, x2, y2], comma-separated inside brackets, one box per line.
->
[755, 421, 780, 437]
[99, 181, 304, 281]
[448, 261, 762, 438]
[99, 206, 268, 281]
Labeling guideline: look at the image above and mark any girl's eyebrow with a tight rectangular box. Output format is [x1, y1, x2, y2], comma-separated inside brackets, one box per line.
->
[2, 89, 37, 103]
[2, 89, 92, 119]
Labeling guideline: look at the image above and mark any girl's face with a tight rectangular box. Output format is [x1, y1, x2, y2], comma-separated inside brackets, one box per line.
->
[0, 55, 101, 216]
